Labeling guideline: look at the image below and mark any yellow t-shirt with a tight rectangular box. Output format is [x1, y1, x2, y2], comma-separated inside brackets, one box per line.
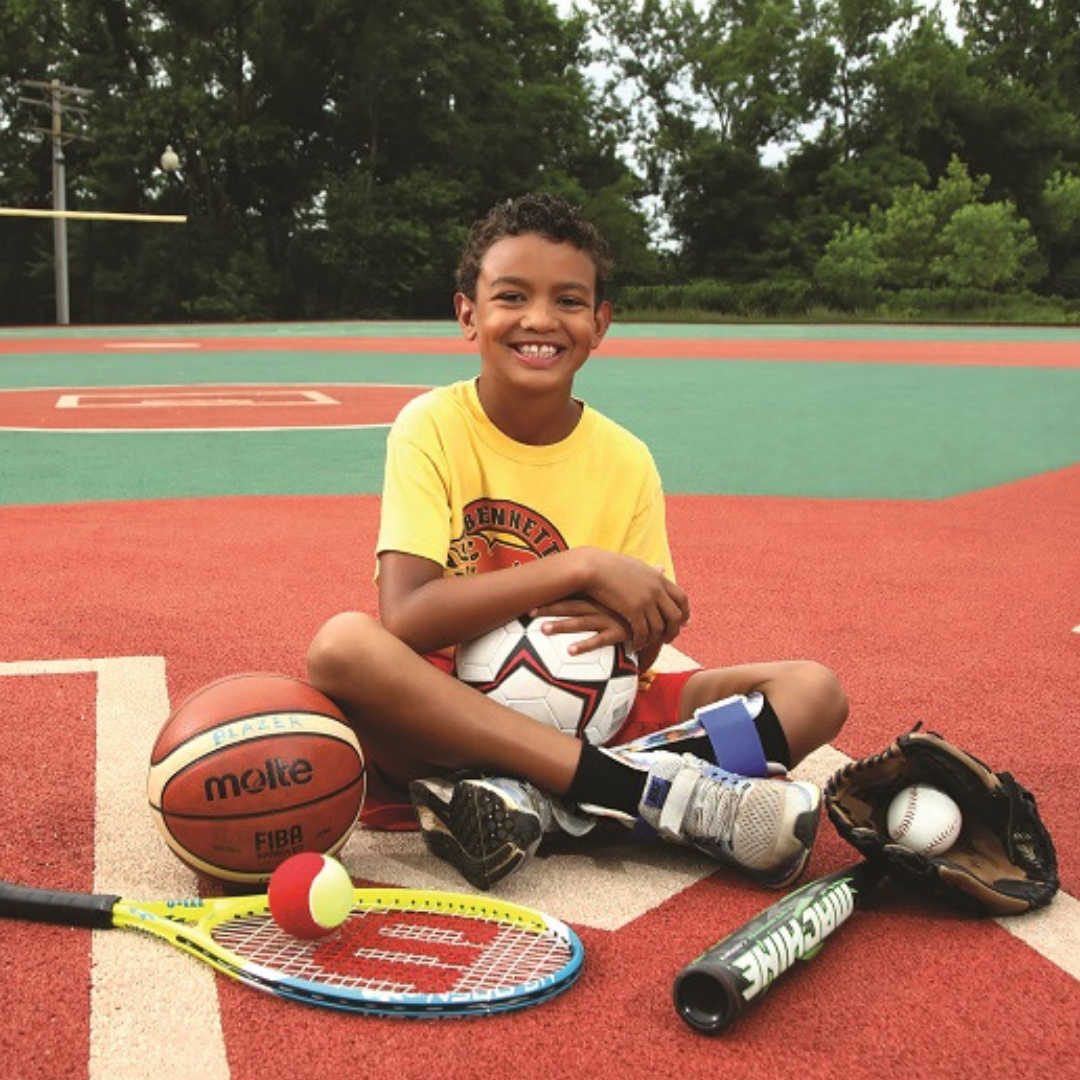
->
[377, 379, 673, 578]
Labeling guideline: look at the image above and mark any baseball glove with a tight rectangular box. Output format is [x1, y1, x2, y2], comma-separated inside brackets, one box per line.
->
[824, 727, 1059, 916]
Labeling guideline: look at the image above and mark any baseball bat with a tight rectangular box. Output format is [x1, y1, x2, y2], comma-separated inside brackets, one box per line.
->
[672, 860, 884, 1034]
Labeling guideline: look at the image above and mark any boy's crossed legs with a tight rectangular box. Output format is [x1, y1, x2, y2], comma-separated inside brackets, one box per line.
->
[307, 612, 848, 891]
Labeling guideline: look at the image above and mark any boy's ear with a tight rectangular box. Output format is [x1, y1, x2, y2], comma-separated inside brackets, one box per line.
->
[454, 292, 478, 341]
[591, 300, 613, 349]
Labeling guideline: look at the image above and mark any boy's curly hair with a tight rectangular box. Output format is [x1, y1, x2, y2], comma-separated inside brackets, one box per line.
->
[455, 193, 613, 306]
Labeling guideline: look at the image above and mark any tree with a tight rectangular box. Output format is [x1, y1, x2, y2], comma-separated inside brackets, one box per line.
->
[813, 220, 882, 308]
[950, 0, 1080, 216]
[821, 156, 1044, 297]
[311, 0, 647, 315]
[957, 0, 1080, 114]
[588, 0, 824, 255]
[667, 135, 786, 280]
[1034, 170, 1080, 297]
[932, 202, 1041, 290]
[864, 156, 984, 288]
[685, 0, 816, 153]
[807, 0, 919, 163]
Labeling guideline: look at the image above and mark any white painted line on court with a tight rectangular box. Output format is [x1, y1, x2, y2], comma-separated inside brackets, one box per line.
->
[1001, 892, 1080, 981]
[0, 657, 229, 1080]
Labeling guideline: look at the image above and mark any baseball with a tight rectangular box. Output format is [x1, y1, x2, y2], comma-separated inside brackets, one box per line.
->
[886, 784, 962, 856]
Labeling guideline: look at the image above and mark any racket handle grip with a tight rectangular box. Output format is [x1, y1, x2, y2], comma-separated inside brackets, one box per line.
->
[0, 881, 119, 928]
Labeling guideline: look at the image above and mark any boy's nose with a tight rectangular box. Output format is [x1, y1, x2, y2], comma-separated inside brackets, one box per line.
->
[520, 301, 559, 331]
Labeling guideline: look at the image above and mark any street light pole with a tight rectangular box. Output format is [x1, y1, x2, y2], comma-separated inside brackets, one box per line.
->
[18, 78, 92, 325]
[52, 83, 70, 325]
[160, 146, 187, 319]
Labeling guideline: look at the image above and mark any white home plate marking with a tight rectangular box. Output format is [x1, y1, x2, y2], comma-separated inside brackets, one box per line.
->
[55, 388, 339, 409]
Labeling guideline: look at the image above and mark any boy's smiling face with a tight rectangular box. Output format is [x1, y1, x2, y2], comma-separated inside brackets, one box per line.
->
[455, 233, 612, 418]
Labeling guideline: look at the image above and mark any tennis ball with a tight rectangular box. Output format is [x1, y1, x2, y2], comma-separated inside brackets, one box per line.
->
[268, 853, 354, 940]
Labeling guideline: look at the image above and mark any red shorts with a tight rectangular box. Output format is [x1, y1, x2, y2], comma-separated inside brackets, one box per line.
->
[359, 661, 699, 831]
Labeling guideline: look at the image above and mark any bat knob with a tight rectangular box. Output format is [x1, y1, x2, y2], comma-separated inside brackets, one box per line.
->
[672, 967, 739, 1035]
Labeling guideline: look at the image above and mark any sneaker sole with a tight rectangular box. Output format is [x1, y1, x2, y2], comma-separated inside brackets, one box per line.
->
[409, 779, 542, 891]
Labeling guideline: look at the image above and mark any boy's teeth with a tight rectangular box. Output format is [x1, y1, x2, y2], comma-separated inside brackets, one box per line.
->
[519, 344, 557, 358]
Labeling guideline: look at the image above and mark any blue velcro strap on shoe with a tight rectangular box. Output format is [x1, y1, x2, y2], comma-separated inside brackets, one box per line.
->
[696, 696, 769, 777]
[630, 775, 670, 840]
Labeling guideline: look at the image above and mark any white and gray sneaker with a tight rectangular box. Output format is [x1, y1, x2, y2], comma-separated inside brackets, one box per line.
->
[586, 751, 821, 889]
[409, 775, 570, 891]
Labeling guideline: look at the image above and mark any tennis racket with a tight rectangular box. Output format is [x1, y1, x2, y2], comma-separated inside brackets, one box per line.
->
[0, 880, 583, 1017]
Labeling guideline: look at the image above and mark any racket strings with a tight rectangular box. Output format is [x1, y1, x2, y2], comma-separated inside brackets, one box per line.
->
[456, 928, 570, 992]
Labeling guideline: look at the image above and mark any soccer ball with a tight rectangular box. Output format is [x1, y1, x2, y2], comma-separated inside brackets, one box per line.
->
[454, 614, 638, 745]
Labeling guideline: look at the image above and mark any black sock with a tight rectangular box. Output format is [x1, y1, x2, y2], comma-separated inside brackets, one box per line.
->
[752, 696, 792, 768]
[567, 741, 645, 817]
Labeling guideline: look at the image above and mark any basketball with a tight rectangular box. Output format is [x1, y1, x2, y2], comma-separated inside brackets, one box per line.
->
[147, 673, 365, 885]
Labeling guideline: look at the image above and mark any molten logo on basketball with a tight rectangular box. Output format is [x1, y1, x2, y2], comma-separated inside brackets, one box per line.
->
[203, 756, 314, 802]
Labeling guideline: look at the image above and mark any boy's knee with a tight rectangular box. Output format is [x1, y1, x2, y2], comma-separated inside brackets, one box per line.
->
[306, 611, 378, 690]
[798, 660, 848, 738]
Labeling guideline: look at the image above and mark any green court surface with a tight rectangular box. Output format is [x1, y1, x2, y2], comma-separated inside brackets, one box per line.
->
[1, 322, 1077, 505]
[2, 319, 1079, 340]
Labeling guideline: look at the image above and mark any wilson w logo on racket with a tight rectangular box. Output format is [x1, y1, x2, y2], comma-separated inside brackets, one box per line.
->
[319, 910, 505, 994]
[0, 880, 584, 1017]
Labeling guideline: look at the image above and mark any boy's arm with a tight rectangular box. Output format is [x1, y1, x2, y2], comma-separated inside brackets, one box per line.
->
[378, 547, 688, 656]
[377, 550, 579, 653]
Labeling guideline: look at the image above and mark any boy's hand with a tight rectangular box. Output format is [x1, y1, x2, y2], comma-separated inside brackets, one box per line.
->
[572, 548, 690, 653]
[530, 598, 632, 654]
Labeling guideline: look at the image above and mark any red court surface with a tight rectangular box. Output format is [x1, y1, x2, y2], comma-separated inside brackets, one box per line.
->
[2, 331, 1078, 366]
[1, 324, 1078, 1080]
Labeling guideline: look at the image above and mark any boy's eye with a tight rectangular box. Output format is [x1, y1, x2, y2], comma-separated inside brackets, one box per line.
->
[488, 290, 590, 310]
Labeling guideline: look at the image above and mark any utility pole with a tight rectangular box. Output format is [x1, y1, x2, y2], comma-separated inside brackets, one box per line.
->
[18, 79, 93, 325]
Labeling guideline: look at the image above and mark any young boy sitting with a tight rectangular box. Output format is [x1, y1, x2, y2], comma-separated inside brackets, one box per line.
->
[306, 193, 848, 890]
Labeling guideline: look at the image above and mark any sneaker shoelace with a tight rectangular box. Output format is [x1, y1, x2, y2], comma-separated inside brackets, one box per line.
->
[685, 767, 746, 850]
